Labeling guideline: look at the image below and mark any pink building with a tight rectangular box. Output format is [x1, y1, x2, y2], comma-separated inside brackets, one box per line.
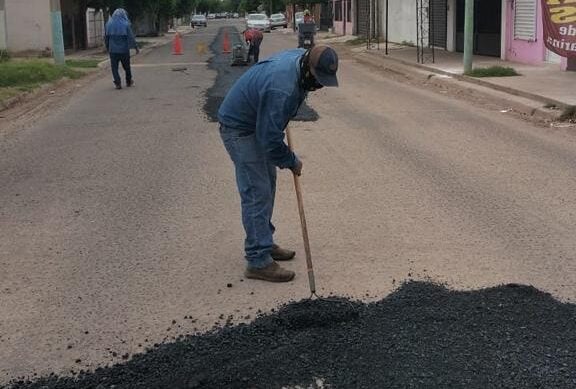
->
[505, 0, 573, 71]
[332, 0, 353, 35]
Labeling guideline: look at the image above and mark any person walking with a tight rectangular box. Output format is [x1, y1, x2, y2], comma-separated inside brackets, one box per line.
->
[243, 28, 264, 63]
[105, 8, 139, 90]
[218, 46, 339, 282]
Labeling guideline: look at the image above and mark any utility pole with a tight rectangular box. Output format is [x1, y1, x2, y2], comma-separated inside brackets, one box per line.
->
[463, 0, 473, 73]
[50, 0, 65, 65]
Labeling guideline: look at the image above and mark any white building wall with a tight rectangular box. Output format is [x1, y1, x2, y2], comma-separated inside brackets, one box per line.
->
[0, 0, 7, 50]
[446, 0, 455, 51]
[5, 0, 52, 53]
[382, 0, 417, 45]
[86, 7, 104, 48]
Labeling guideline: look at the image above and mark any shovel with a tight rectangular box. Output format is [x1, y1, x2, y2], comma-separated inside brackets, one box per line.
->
[286, 127, 317, 297]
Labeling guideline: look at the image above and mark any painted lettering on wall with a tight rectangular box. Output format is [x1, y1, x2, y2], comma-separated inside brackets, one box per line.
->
[542, 0, 576, 57]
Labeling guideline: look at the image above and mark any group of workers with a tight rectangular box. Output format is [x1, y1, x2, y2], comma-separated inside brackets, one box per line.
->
[104, 8, 339, 284]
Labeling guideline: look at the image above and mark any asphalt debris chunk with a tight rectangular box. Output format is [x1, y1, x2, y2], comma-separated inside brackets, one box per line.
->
[7, 281, 576, 388]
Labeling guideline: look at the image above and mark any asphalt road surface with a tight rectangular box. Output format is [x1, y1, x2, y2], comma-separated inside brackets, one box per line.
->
[2, 19, 576, 386]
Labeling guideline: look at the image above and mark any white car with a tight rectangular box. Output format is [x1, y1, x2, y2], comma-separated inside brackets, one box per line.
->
[269, 13, 287, 29]
[207, 13, 216, 19]
[246, 14, 271, 32]
[191, 14, 207, 27]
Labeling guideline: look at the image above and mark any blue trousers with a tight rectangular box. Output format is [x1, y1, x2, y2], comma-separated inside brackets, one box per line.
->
[248, 40, 261, 63]
[220, 125, 276, 269]
[109, 53, 132, 86]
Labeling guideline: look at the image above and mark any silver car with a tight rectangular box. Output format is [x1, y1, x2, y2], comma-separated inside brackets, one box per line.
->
[191, 14, 207, 27]
[269, 13, 287, 29]
[246, 14, 271, 32]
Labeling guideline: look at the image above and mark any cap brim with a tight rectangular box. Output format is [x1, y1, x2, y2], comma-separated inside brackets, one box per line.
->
[315, 72, 339, 87]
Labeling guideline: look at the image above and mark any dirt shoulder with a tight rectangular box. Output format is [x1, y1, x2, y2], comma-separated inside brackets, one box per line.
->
[332, 42, 573, 129]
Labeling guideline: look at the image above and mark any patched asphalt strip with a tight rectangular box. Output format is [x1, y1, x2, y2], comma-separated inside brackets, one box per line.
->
[202, 26, 319, 123]
[7, 281, 576, 388]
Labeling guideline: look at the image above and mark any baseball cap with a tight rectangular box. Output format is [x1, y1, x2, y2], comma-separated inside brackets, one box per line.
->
[308, 45, 339, 87]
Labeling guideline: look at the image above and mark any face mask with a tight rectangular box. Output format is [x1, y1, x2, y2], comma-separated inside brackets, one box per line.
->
[302, 74, 324, 91]
[300, 51, 324, 92]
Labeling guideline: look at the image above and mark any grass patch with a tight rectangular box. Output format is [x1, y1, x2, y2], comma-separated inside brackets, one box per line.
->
[66, 59, 101, 68]
[0, 87, 21, 102]
[465, 66, 520, 77]
[136, 41, 152, 48]
[0, 60, 82, 89]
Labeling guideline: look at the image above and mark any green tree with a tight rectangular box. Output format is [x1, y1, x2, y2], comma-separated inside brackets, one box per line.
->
[175, 0, 195, 17]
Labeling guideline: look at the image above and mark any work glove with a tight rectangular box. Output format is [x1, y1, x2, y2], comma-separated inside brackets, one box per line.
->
[291, 158, 303, 176]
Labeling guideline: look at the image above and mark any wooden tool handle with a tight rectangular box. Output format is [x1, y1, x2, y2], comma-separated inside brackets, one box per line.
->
[286, 128, 316, 294]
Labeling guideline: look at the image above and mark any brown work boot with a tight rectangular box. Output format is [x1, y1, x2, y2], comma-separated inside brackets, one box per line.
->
[244, 261, 295, 282]
[271, 244, 296, 261]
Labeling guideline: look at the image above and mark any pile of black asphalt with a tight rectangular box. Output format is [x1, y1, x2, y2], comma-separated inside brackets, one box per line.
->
[7, 281, 576, 389]
[203, 26, 319, 123]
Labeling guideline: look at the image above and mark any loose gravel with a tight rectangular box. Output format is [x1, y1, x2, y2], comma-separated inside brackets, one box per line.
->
[7, 281, 576, 388]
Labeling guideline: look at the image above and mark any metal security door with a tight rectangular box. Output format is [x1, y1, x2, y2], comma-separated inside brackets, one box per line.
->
[430, 0, 447, 48]
[356, 0, 369, 36]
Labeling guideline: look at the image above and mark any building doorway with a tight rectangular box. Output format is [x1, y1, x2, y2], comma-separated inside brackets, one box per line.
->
[430, 0, 447, 49]
[455, 0, 501, 57]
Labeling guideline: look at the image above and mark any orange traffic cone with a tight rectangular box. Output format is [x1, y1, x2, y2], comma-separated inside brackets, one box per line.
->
[173, 33, 183, 55]
[222, 31, 231, 54]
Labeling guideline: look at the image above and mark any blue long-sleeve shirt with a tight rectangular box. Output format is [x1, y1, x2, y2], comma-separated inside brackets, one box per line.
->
[218, 49, 307, 169]
[105, 13, 138, 54]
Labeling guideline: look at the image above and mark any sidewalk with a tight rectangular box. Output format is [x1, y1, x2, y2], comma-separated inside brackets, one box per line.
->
[356, 43, 576, 108]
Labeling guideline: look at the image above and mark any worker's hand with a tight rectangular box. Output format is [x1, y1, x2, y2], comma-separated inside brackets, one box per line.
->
[135, 47, 140, 54]
[291, 159, 303, 176]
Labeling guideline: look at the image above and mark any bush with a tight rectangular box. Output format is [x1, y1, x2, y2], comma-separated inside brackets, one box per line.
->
[465, 66, 520, 77]
[0, 50, 9, 62]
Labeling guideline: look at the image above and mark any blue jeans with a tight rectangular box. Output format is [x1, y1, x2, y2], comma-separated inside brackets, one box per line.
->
[220, 125, 276, 269]
[248, 40, 261, 63]
[109, 53, 132, 85]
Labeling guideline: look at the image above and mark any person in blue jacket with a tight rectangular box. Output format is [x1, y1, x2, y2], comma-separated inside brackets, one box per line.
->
[105, 8, 139, 90]
[218, 45, 339, 282]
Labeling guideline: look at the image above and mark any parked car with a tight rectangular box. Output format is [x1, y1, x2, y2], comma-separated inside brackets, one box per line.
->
[269, 13, 287, 29]
[246, 13, 271, 32]
[191, 14, 207, 27]
[207, 13, 216, 19]
[233, 13, 240, 18]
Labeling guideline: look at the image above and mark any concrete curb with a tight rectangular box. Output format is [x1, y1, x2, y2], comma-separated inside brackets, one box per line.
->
[352, 50, 564, 123]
